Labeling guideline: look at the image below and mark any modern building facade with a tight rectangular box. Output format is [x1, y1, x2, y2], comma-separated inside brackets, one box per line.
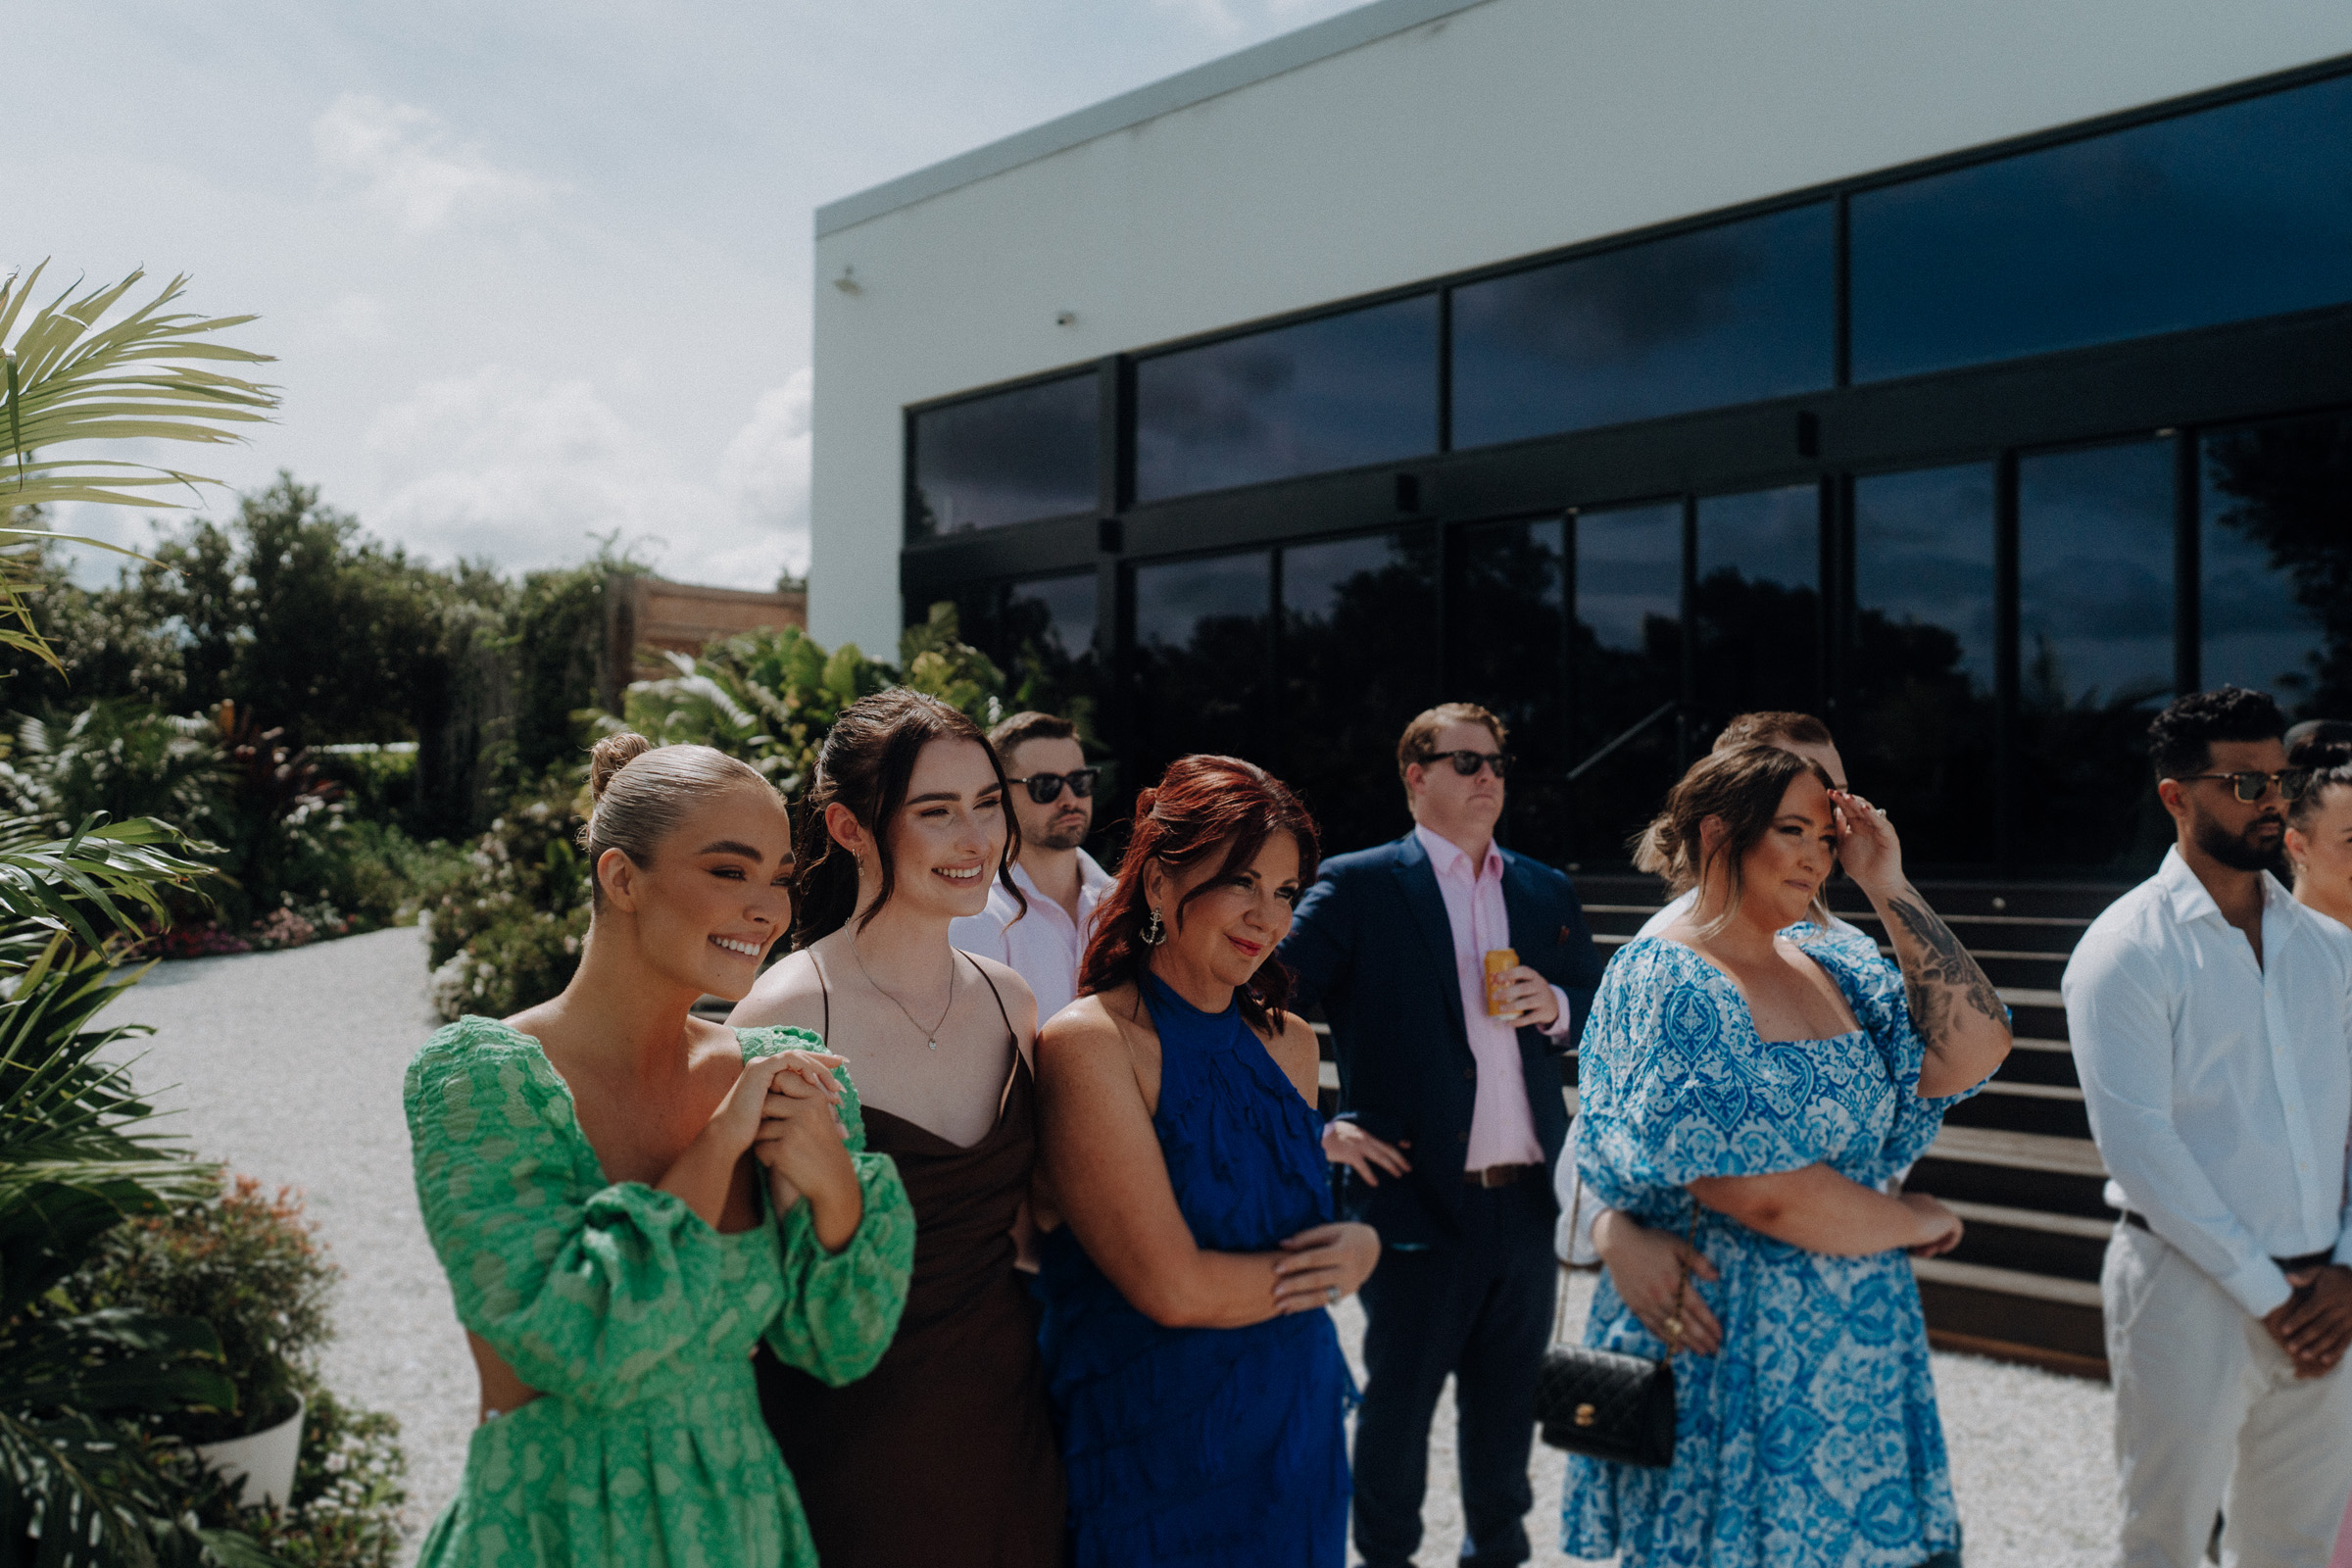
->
[810, 0, 2352, 876]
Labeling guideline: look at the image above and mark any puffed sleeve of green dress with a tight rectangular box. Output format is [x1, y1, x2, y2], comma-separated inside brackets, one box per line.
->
[743, 1023, 919, 1383]
[405, 1016, 913, 1410]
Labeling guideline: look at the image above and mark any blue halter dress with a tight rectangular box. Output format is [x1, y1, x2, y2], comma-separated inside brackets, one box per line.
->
[1035, 973, 1355, 1566]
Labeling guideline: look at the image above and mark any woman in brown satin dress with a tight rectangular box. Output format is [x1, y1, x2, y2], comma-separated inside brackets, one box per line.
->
[730, 689, 1065, 1568]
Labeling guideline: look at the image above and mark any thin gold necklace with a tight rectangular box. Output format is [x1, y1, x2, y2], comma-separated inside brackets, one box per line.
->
[850, 936, 956, 1052]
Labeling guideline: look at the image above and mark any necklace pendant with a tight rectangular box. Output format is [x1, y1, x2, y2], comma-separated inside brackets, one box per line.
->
[927, 1038, 939, 1052]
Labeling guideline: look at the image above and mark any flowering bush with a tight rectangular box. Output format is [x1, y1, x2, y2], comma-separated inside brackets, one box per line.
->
[74, 1175, 337, 1445]
[69, 1177, 409, 1565]
[233, 1385, 409, 1568]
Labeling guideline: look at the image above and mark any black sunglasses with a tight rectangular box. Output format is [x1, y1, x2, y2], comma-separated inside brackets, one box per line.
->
[1422, 750, 1511, 779]
[1007, 767, 1101, 805]
[2171, 768, 2312, 803]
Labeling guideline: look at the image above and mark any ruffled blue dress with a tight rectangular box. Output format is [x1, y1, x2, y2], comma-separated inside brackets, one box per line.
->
[1036, 974, 1355, 1567]
[1562, 929, 1984, 1568]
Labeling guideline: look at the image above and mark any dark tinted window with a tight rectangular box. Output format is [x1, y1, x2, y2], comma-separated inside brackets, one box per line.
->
[1454, 518, 1568, 863]
[1852, 74, 2352, 382]
[1451, 204, 1835, 449]
[1569, 501, 1684, 864]
[909, 370, 1099, 538]
[1851, 465, 1998, 866]
[1694, 485, 1821, 721]
[1134, 296, 1439, 503]
[2202, 413, 2352, 717]
[1279, 530, 1438, 855]
[1131, 552, 1272, 786]
[2016, 439, 2177, 871]
[949, 573, 1102, 724]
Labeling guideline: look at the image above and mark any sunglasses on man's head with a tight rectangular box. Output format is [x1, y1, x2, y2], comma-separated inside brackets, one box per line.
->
[1007, 767, 1101, 805]
[2171, 768, 2313, 803]
[1422, 750, 1511, 779]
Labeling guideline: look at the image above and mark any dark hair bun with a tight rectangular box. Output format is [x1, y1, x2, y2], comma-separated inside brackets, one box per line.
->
[589, 732, 655, 800]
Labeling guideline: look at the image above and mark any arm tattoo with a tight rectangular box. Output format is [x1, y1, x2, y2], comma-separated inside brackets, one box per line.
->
[1885, 896, 2007, 1050]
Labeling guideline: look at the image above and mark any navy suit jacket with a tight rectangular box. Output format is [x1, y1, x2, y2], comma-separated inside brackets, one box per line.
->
[1278, 831, 1607, 1247]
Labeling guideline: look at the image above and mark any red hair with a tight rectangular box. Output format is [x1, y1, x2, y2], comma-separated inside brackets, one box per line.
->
[1079, 754, 1320, 1035]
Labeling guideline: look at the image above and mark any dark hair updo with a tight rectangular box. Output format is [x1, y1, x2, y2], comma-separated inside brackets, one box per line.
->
[579, 733, 777, 910]
[1079, 754, 1319, 1035]
[793, 689, 1021, 948]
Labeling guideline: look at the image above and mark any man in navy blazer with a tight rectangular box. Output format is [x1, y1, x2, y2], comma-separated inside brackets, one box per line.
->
[1280, 703, 1604, 1568]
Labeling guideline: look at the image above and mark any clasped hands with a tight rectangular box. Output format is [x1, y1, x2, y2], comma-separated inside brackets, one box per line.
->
[706, 1049, 858, 1212]
[2263, 1264, 2352, 1378]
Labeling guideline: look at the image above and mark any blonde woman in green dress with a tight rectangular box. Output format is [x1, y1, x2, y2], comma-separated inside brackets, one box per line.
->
[406, 734, 916, 1566]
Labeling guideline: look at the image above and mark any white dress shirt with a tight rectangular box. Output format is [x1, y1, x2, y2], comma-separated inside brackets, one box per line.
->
[950, 850, 1113, 1026]
[2065, 846, 2352, 1317]
[1412, 824, 1574, 1170]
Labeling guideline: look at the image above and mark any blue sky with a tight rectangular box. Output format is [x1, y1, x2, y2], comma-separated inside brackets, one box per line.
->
[15, 0, 1356, 586]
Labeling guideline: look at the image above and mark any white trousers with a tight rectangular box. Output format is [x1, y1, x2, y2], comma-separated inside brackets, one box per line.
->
[2105, 1225, 2352, 1568]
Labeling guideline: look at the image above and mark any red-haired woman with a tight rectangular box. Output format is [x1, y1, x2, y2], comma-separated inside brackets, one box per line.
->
[1034, 754, 1381, 1567]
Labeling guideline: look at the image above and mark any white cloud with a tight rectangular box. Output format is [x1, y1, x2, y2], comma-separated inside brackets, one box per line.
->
[364, 364, 808, 588]
[715, 369, 812, 578]
[320, 292, 392, 343]
[312, 93, 554, 233]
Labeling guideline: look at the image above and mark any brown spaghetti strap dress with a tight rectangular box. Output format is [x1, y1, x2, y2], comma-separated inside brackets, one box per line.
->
[754, 956, 1067, 1568]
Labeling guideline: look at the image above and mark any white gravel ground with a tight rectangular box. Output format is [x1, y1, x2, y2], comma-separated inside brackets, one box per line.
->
[107, 926, 2121, 1566]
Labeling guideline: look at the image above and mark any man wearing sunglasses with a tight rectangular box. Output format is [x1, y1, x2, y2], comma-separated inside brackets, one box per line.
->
[948, 710, 1112, 1026]
[2066, 686, 2352, 1568]
[1279, 702, 1605, 1568]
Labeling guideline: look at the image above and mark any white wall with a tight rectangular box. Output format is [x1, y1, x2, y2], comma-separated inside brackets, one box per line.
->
[810, 0, 2352, 655]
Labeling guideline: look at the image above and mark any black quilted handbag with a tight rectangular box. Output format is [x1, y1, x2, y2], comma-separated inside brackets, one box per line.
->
[1534, 1340, 1677, 1466]
[1534, 1183, 1691, 1468]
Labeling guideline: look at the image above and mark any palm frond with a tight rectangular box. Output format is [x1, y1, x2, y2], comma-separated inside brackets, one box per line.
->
[0, 263, 278, 513]
[0, 817, 213, 956]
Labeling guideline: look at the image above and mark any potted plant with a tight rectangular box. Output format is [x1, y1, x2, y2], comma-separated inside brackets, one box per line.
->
[74, 1175, 338, 1507]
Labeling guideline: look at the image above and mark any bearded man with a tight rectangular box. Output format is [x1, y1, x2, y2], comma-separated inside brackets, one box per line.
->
[2068, 685, 2352, 1568]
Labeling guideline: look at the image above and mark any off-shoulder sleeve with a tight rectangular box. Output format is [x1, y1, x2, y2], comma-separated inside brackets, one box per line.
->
[405, 1018, 770, 1409]
[1802, 928, 1988, 1176]
[736, 1026, 916, 1386]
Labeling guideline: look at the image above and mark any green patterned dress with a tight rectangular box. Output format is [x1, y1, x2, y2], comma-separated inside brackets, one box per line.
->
[406, 1016, 915, 1568]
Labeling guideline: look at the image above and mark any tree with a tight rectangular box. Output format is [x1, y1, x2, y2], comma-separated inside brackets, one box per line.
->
[132, 475, 463, 747]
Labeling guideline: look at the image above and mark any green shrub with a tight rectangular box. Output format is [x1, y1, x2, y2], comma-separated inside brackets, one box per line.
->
[424, 772, 593, 1021]
[75, 1175, 337, 1446]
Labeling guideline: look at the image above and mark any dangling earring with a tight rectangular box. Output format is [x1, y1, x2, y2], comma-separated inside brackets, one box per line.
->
[1141, 906, 1166, 946]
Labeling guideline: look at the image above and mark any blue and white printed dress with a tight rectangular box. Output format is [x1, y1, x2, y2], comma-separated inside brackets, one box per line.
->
[1561, 928, 1984, 1568]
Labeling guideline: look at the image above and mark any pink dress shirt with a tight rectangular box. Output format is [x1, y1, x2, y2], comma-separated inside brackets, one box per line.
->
[1412, 824, 1574, 1170]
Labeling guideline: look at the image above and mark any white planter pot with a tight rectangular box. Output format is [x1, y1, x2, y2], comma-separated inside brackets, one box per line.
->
[193, 1393, 305, 1509]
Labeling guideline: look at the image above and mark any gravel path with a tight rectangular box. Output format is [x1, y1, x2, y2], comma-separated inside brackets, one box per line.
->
[107, 927, 2121, 1566]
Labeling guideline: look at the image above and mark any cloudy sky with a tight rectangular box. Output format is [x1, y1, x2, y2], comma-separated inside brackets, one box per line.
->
[15, 0, 1356, 587]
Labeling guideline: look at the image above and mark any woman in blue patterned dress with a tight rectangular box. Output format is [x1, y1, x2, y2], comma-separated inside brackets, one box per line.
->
[1562, 744, 2013, 1568]
[1034, 755, 1380, 1566]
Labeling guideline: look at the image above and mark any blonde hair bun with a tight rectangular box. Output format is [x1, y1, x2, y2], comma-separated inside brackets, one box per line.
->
[588, 732, 656, 801]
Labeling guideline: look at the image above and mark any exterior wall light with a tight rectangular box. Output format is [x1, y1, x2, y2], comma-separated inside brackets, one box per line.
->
[833, 266, 862, 295]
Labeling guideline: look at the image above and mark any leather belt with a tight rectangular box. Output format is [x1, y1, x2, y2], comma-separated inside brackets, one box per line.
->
[1463, 1163, 1542, 1189]
[2121, 1211, 2336, 1274]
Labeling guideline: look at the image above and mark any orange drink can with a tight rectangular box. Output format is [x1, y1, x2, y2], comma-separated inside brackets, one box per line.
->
[1483, 948, 1518, 1016]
